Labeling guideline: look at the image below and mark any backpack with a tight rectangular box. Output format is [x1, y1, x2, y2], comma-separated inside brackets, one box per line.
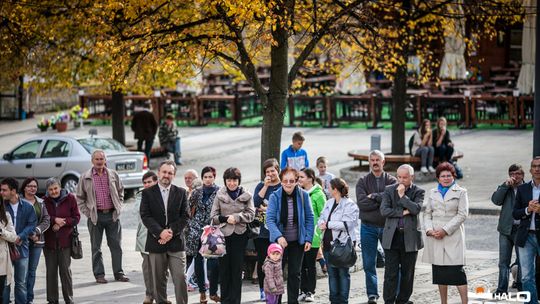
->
[408, 134, 415, 156]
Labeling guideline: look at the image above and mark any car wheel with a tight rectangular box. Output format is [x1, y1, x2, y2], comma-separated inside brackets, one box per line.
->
[124, 189, 136, 199]
[62, 176, 79, 193]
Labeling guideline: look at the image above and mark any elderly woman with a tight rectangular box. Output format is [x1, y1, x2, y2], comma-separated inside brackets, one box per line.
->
[266, 167, 314, 304]
[187, 166, 220, 304]
[423, 162, 469, 304]
[43, 178, 80, 304]
[0, 195, 17, 303]
[20, 177, 50, 304]
[210, 167, 255, 304]
[318, 178, 359, 304]
[252, 158, 281, 301]
[297, 168, 326, 302]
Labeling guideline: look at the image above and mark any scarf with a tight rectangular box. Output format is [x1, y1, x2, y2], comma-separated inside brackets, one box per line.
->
[280, 187, 299, 225]
[227, 187, 242, 201]
[438, 182, 455, 198]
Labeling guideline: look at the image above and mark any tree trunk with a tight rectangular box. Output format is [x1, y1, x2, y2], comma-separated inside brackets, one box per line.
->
[260, 19, 289, 177]
[111, 90, 125, 145]
[391, 64, 407, 155]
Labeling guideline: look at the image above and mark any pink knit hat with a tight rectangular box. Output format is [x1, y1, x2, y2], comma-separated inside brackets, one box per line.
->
[267, 243, 283, 256]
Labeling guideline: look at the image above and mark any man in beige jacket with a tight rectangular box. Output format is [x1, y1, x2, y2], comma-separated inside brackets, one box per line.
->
[76, 149, 128, 284]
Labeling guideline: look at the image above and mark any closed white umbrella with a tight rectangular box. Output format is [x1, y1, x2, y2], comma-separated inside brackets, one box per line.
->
[517, 0, 536, 94]
[439, 0, 467, 80]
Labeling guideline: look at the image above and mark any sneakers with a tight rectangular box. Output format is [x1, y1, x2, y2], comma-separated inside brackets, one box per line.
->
[368, 295, 378, 304]
[428, 166, 436, 173]
[260, 289, 266, 301]
[304, 292, 314, 302]
[298, 292, 307, 302]
[421, 166, 428, 173]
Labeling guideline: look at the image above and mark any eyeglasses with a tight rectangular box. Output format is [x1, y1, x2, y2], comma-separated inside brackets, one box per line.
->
[439, 175, 453, 178]
[282, 179, 297, 185]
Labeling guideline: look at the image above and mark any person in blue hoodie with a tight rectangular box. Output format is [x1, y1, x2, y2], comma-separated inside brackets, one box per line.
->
[266, 167, 314, 304]
[280, 131, 309, 171]
[0, 178, 37, 304]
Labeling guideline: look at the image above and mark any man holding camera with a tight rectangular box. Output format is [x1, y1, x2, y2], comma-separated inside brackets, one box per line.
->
[513, 157, 540, 304]
[492, 164, 525, 295]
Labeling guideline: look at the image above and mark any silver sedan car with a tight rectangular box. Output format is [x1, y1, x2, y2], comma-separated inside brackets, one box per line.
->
[0, 135, 148, 195]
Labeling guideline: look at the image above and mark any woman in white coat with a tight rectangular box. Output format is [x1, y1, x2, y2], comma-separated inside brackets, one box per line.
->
[423, 162, 469, 304]
[0, 198, 18, 303]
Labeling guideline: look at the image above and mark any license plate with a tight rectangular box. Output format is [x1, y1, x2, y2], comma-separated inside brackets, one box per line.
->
[116, 162, 136, 171]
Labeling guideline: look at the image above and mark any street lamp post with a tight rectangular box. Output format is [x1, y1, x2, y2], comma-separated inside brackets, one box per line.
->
[535, 0, 540, 156]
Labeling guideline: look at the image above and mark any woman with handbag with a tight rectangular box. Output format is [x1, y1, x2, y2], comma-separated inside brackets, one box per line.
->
[252, 158, 281, 301]
[422, 162, 469, 304]
[186, 166, 221, 304]
[0, 197, 18, 303]
[297, 168, 326, 302]
[266, 167, 314, 304]
[43, 178, 80, 304]
[210, 167, 255, 304]
[20, 177, 50, 304]
[318, 178, 359, 304]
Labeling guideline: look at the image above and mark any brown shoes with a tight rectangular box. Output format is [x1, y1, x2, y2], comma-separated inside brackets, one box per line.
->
[95, 276, 108, 284]
[115, 274, 130, 282]
[143, 295, 153, 304]
[200, 292, 208, 304]
[209, 294, 221, 303]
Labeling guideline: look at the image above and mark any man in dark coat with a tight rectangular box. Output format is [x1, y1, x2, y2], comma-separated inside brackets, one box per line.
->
[131, 102, 158, 161]
[380, 164, 425, 304]
[140, 160, 189, 304]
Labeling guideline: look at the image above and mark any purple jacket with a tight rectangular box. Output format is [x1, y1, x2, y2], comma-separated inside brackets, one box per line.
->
[263, 256, 285, 295]
[44, 191, 80, 249]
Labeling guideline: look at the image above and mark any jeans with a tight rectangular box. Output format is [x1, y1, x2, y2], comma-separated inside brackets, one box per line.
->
[518, 233, 540, 304]
[323, 251, 351, 304]
[434, 144, 454, 163]
[415, 146, 434, 168]
[137, 138, 154, 161]
[496, 226, 521, 293]
[87, 213, 124, 278]
[3, 257, 29, 304]
[163, 138, 181, 165]
[26, 244, 42, 303]
[361, 223, 385, 298]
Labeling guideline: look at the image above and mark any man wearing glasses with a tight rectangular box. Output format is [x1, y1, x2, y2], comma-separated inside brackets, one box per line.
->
[492, 164, 525, 296]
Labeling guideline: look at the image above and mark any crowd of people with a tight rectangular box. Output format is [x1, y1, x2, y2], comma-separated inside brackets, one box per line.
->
[0, 118, 539, 304]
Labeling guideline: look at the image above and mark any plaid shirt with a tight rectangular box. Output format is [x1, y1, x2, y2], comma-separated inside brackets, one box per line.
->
[92, 167, 114, 210]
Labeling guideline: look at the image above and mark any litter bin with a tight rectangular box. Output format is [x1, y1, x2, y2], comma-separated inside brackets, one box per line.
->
[370, 134, 381, 151]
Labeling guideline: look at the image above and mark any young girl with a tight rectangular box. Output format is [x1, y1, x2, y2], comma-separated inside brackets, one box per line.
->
[263, 244, 285, 304]
[316, 156, 335, 197]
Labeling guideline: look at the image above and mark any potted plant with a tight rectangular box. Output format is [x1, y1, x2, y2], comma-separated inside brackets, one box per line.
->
[55, 112, 70, 132]
[69, 105, 89, 128]
[37, 117, 49, 132]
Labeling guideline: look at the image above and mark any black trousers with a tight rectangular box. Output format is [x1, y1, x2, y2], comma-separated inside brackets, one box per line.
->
[219, 232, 248, 304]
[435, 144, 454, 163]
[254, 238, 270, 290]
[383, 230, 418, 304]
[0, 275, 5, 304]
[283, 241, 304, 304]
[300, 247, 318, 294]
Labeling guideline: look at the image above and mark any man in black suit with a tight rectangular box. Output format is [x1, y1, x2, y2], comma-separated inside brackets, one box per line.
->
[140, 160, 189, 304]
[513, 156, 540, 304]
[380, 164, 425, 304]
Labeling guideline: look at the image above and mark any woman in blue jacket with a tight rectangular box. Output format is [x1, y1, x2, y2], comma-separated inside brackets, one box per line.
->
[266, 167, 314, 304]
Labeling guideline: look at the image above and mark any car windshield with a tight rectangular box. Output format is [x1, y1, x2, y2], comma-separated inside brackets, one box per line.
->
[77, 138, 127, 153]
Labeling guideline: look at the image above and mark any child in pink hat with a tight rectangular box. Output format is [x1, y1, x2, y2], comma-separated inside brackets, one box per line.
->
[263, 244, 285, 304]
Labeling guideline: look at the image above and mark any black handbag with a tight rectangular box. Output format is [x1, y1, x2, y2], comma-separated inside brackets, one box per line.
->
[327, 222, 357, 268]
[71, 225, 83, 259]
[246, 222, 260, 239]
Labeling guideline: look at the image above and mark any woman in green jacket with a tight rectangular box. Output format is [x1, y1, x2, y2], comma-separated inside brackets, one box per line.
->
[298, 168, 326, 301]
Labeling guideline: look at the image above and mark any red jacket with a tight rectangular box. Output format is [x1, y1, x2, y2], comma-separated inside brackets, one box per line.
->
[44, 192, 81, 249]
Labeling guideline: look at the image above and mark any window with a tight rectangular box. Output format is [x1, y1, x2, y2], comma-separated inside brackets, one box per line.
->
[11, 140, 42, 160]
[42, 140, 70, 158]
[77, 138, 126, 153]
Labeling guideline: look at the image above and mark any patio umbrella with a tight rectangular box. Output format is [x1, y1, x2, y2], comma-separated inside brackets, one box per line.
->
[517, 0, 536, 95]
[439, 0, 466, 80]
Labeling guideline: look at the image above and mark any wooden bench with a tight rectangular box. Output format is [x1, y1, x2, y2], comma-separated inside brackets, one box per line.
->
[348, 150, 464, 167]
